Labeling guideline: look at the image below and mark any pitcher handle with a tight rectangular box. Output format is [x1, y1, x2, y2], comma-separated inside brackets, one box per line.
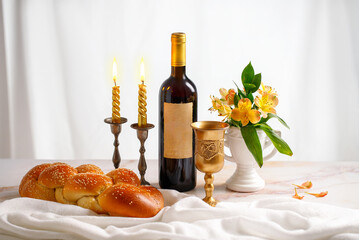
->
[263, 130, 280, 161]
[224, 136, 234, 162]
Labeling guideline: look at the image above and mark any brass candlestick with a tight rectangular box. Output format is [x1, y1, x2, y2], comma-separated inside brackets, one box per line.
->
[104, 117, 127, 169]
[191, 121, 229, 207]
[130, 123, 154, 185]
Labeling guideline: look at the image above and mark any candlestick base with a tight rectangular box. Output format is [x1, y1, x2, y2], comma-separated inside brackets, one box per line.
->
[130, 123, 155, 185]
[104, 117, 127, 169]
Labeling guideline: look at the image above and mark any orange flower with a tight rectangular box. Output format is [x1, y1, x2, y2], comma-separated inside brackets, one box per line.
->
[305, 191, 328, 198]
[231, 98, 260, 126]
[292, 181, 312, 189]
[219, 88, 236, 105]
[292, 188, 304, 200]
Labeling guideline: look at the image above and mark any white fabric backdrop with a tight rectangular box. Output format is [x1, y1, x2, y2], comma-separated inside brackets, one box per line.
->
[0, 0, 358, 162]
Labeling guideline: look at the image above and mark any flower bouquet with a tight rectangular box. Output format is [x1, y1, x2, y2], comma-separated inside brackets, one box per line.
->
[210, 62, 293, 167]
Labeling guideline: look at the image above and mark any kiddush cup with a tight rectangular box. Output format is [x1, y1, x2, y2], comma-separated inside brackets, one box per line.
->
[191, 121, 229, 207]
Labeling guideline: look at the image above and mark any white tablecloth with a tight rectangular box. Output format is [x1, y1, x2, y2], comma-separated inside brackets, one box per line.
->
[1, 189, 359, 240]
[1, 159, 359, 239]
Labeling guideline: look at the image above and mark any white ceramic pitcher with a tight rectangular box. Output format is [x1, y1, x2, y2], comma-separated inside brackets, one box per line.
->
[224, 127, 280, 192]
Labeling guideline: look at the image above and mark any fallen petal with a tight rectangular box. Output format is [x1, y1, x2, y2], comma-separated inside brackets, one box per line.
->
[292, 188, 304, 200]
[292, 181, 312, 189]
[305, 191, 328, 198]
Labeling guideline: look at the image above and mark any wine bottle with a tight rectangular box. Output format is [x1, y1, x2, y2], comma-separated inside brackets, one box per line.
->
[159, 32, 197, 192]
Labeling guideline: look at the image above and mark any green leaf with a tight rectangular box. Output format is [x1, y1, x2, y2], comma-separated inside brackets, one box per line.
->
[247, 93, 254, 103]
[243, 83, 256, 92]
[234, 94, 240, 107]
[233, 81, 240, 91]
[241, 62, 256, 93]
[240, 126, 263, 167]
[254, 123, 272, 130]
[270, 114, 290, 129]
[229, 119, 241, 128]
[258, 113, 290, 129]
[257, 125, 293, 156]
[252, 73, 262, 93]
[241, 62, 255, 85]
[233, 81, 245, 99]
[241, 64, 261, 94]
[258, 117, 269, 124]
[238, 89, 246, 99]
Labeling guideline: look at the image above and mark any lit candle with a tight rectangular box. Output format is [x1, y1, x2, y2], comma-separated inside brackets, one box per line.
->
[112, 58, 121, 123]
[138, 58, 147, 127]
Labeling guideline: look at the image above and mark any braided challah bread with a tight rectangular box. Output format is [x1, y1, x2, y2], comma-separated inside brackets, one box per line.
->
[19, 163, 164, 218]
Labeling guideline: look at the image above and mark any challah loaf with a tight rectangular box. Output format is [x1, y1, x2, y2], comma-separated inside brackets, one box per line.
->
[19, 163, 164, 218]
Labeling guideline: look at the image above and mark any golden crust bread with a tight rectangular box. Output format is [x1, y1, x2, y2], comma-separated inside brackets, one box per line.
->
[20, 178, 56, 201]
[38, 163, 77, 188]
[76, 164, 104, 175]
[98, 183, 164, 217]
[19, 163, 55, 201]
[63, 173, 113, 202]
[19, 163, 164, 217]
[106, 168, 141, 186]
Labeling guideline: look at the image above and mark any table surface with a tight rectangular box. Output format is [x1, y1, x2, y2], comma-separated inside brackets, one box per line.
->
[1, 159, 358, 209]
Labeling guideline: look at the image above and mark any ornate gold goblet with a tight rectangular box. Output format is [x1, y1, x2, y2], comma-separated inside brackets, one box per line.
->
[191, 121, 229, 207]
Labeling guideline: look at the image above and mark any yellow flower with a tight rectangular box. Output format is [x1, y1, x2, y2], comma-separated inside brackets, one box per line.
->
[210, 96, 232, 120]
[219, 88, 236, 105]
[255, 84, 278, 118]
[219, 88, 228, 98]
[231, 98, 260, 126]
[258, 83, 277, 96]
[211, 96, 222, 109]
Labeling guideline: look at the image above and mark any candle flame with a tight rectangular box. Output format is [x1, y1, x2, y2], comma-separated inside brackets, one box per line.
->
[140, 57, 145, 83]
[113, 57, 118, 84]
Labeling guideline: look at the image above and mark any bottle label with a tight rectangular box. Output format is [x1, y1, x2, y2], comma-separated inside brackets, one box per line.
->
[164, 102, 193, 159]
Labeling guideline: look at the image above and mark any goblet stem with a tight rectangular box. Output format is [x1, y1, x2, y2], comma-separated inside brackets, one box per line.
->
[203, 173, 217, 207]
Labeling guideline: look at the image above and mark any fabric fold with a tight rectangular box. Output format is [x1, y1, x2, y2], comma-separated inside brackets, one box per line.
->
[0, 190, 359, 240]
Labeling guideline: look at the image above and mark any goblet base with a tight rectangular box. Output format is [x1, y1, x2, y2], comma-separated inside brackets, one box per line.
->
[203, 196, 218, 207]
